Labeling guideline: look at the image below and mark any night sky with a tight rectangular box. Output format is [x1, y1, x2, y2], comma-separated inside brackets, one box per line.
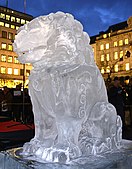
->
[0, 0, 132, 36]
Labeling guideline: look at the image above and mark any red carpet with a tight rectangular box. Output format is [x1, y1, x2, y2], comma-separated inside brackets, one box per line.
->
[0, 120, 35, 141]
[0, 121, 34, 132]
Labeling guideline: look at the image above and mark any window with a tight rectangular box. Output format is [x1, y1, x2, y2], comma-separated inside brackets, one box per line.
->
[8, 44, 13, 51]
[106, 43, 109, 49]
[14, 56, 19, 64]
[101, 67, 104, 74]
[119, 51, 123, 59]
[106, 66, 110, 73]
[1, 67, 6, 74]
[21, 19, 25, 24]
[114, 65, 118, 72]
[114, 41, 118, 47]
[126, 63, 130, 71]
[16, 18, 20, 23]
[119, 65, 124, 71]
[1, 43, 6, 50]
[7, 68, 12, 74]
[5, 23, 9, 27]
[1, 55, 6, 62]
[100, 44, 104, 50]
[11, 25, 15, 29]
[119, 40, 123, 46]
[8, 56, 13, 63]
[125, 50, 131, 58]
[14, 69, 19, 75]
[20, 69, 24, 76]
[0, 22, 4, 26]
[124, 38, 129, 45]
[2, 31, 7, 38]
[103, 34, 107, 38]
[106, 53, 110, 61]
[0, 13, 5, 19]
[16, 26, 19, 30]
[101, 54, 104, 61]
[26, 20, 29, 24]
[8, 32, 13, 40]
[6, 15, 10, 21]
[11, 16, 15, 22]
[114, 52, 118, 60]
[26, 70, 30, 76]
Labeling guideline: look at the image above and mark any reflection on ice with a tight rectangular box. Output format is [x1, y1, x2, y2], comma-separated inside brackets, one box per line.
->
[13, 12, 122, 163]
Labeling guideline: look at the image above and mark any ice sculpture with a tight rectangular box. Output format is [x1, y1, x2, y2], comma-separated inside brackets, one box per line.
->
[13, 12, 122, 163]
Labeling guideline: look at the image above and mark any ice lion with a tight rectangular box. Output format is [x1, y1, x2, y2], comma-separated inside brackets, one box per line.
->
[13, 12, 122, 163]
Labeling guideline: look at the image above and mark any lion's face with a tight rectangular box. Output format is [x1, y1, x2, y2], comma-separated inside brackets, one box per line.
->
[13, 12, 94, 67]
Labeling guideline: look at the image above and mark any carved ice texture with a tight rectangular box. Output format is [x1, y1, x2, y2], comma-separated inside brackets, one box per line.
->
[13, 12, 122, 163]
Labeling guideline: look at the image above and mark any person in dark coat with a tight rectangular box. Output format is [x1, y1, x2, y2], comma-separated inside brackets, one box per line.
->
[108, 77, 125, 127]
[13, 84, 23, 122]
[1, 86, 13, 119]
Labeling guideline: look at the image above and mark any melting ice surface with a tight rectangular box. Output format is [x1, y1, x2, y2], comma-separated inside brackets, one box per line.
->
[13, 12, 122, 163]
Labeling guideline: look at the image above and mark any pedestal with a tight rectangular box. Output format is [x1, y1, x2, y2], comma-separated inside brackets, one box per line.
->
[0, 140, 132, 169]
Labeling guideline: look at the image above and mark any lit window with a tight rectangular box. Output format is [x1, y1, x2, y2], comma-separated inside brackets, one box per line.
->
[11, 16, 15, 22]
[1, 43, 6, 50]
[14, 69, 19, 75]
[16, 26, 19, 30]
[114, 52, 118, 60]
[11, 25, 15, 29]
[106, 43, 109, 49]
[14, 56, 19, 64]
[103, 34, 107, 38]
[1, 55, 6, 62]
[26, 70, 30, 76]
[8, 32, 13, 40]
[16, 18, 20, 23]
[106, 66, 110, 73]
[126, 63, 130, 71]
[6, 15, 10, 20]
[106, 53, 110, 61]
[119, 40, 123, 46]
[114, 65, 118, 72]
[114, 41, 118, 47]
[0, 22, 4, 26]
[26, 20, 29, 24]
[21, 19, 25, 24]
[1, 67, 6, 74]
[120, 51, 123, 58]
[124, 39, 129, 45]
[8, 44, 13, 51]
[8, 56, 13, 63]
[7, 68, 12, 74]
[2, 31, 7, 38]
[92, 47, 94, 53]
[0, 13, 5, 19]
[5, 23, 9, 27]
[100, 44, 104, 50]
[101, 54, 104, 61]
[101, 67, 104, 74]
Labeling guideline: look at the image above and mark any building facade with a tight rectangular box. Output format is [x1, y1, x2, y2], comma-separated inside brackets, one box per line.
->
[0, 6, 33, 88]
[91, 16, 132, 81]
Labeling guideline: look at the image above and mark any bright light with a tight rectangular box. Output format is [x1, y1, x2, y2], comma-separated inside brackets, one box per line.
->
[114, 65, 118, 72]
[7, 68, 12, 74]
[126, 63, 130, 71]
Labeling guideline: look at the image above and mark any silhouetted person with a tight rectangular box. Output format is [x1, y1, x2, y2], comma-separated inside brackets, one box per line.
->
[13, 84, 22, 122]
[108, 77, 125, 127]
[1, 86, 13, 119]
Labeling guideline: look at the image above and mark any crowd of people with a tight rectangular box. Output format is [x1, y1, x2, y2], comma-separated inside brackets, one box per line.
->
[0, 77, 132, 127]
[0, 84, 33, 124]
[106, 77, 132, 128]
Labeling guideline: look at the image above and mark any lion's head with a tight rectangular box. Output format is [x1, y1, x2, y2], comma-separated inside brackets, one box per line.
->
[13, 12, 94, 68]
